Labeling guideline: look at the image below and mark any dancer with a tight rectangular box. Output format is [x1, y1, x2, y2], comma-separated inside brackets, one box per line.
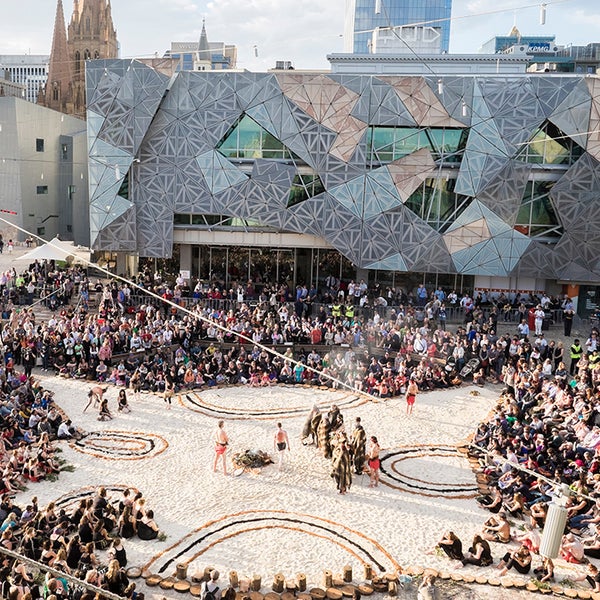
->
[84, 385, 106, 412]
[213, 420, 229, 475]
[350, 417, 367, 475]
[98, 397, 112, 421]
[164, 377, 174, 410]
[406, 377, 418, 415]
[367, 435, 381, 487]
[301, 405, 320, 445]
[331, 433, 352, 495]
[273, 422, 290, 471]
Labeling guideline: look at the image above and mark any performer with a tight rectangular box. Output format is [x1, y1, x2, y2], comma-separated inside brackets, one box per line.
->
[406, 377, 418, 415]
[301, 405, 320, 445]
[318, 416, 332, 459]
[350, 417, 367, 475]
[331, 433, 352, 495]
[367, 436, 381, 487]
[273, 422, 290, 471]
[213, 420, 229, 475]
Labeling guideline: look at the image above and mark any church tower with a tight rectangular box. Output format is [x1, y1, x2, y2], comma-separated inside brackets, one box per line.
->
[68, 0, 118, 117]
[40, 0, 74, 114]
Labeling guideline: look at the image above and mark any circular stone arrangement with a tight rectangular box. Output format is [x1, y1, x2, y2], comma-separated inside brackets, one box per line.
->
[179, 386, 367, 420]
[379, 445, 477, 499]
[144, 510, 401, 576]
[72, 430, 168, 460]
[54, 484, 139, 514]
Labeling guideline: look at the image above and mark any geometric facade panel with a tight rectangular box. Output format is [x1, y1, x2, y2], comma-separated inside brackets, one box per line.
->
[87, 61, 600, 280]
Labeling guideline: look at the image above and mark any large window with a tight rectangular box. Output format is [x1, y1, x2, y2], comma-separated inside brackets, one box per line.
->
[36, 138, 44, 152]
[514, 180, 563, 241]
[404, 177, 471, 232]
[287, 174, 325, 207]
[368, 126, 468, 163]
[217, 115, 293, 160]
[516, 121, 583, 166]
[36, 186, 48, 195]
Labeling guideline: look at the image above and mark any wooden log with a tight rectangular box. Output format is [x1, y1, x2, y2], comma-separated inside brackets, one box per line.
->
[297, 594, 312, 600]
[146, 575, 161, 587]
[250, 592, 264, 600]
[190, 585, 203, 597]
[475, 576, 488, 585]
[357, 584, 373, 596]
[387, 582, 397, 597]
[343, 566, 352, 583]
[323, 571, 333, 589]
[230, 571, 239, 588]
[265, 593, 280, 600]
[332, 578, 344, 588]
[251, 575, 262, 592]
[273, 574, 285, 593]
[174, 581, 191, 593]
[326, 588, 343, 600]
[160, 577, 176, 590]
[578, 591, 592, 600]
[176, 563, 188, 580]
[564, 591, 578, 599]
[340, 585, 356, 598]
[309, 589, 326, 600]
[363, 564, 373, 581]
[127, 567, 142, 579]
[281, 593, 294, 600]
[297, 574, 307, 592]
[192, 572, 206, 584]
[285, 581, 297, 594]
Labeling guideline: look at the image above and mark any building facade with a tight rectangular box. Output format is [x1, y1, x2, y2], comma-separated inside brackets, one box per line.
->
[0, 97, 89, 245]
[0, 55, 49, 104]
[344, 0, 452, 54]
[86, 60, 600, 305]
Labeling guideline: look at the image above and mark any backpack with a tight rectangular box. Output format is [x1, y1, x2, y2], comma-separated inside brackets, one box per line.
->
[203, 584, 219, 600]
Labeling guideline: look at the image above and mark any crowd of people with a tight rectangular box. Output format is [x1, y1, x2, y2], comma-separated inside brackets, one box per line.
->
[0, 484, 160, 599]
[432, 321, 600, 590]
[4, 257, 600, 594]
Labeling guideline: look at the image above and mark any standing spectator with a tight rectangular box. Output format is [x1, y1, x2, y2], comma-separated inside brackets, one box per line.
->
[273, 422, 290, 471]
[563, 297, 575, 336]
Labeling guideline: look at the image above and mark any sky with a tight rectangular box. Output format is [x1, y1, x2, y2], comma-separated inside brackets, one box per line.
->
[2, 0, 600, 71]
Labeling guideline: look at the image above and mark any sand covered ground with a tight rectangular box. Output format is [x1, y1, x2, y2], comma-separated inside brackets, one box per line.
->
[18, 372, 573, 599]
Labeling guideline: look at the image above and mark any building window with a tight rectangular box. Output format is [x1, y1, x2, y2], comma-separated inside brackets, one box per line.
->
[516, 121, 583, 165]
[217, 114, 294, 160]
[66, 225, 72, 232]
[68, 185, 76, 200]
[514, 180, 563, 241]
[62, 144, 69, 160]
[74, 51, 81, 74]
[288, 173, 326, 207]
[404, 177, 471, 233]
[367, 126, 468, 164]
[37, 186, 48, 195]
[37, 227, 45, 236]
[36, 138, 44, 152]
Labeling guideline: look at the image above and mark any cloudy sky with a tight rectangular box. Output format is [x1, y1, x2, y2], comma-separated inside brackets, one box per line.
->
[2, 0, 600, 70]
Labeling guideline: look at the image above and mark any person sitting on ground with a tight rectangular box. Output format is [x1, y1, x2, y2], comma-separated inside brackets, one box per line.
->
[435, 531, 464, 561]
[461, 534, 493, 567]
[481, 513, 511, 543]
[560, 532, 585, 563]
[136, 509, 159, 541]
[533, 557, 554, 583]
[516, 523, 541, 554]
[497, 544, 532, 576]
[98, 398, 112, 421]
[117, 390, 131, 413]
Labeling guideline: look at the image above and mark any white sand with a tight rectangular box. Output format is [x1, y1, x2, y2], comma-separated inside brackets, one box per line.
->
[22, 375, 515, 591]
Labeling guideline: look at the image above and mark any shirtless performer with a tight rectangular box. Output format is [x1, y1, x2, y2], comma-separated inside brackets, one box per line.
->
[213, 420, 229, 475]
[84, 386, 106, 413]
[274, 422, 291, 471]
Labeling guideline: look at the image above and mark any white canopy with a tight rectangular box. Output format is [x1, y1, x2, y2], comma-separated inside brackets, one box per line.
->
[16, 237, 91, 264]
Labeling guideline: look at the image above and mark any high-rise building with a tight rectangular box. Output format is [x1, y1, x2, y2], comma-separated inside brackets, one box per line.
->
[344, 0, 452, 55]
[40, 0, 118, 117]
[0, 55, 49, 104]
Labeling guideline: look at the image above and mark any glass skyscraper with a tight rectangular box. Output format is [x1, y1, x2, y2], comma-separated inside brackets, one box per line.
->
[344, 0, 452, 54]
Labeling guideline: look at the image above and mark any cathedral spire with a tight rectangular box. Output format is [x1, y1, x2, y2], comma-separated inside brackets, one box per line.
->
[198, 19, 211, 61]
[40, 0, 73, 114]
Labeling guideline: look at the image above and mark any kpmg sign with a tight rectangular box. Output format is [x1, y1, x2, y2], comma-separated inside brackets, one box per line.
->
[528, 42, 551, 52]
